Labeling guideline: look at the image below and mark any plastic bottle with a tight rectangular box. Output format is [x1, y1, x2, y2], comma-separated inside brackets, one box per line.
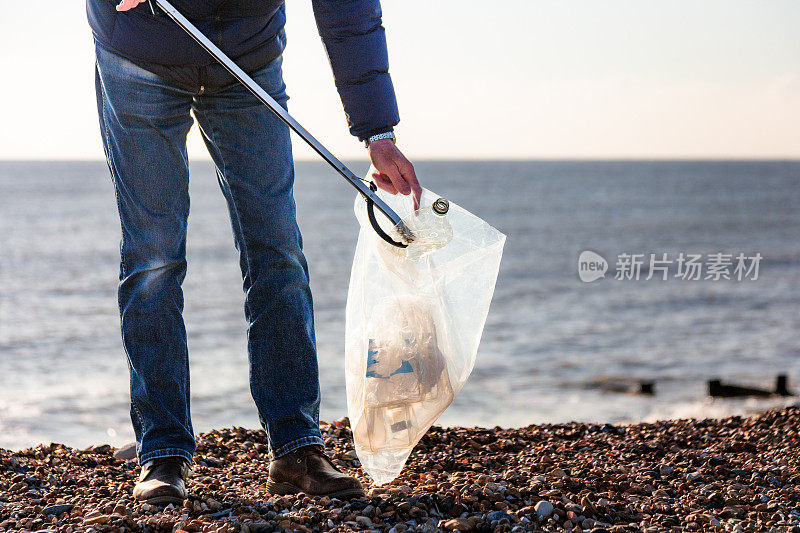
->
[402, 198, 453, 260]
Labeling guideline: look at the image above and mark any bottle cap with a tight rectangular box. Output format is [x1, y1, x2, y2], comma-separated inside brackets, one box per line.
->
[432, 198, 449, 215]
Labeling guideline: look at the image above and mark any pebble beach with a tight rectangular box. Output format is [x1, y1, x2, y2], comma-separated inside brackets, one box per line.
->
[2, 405, 799, 533]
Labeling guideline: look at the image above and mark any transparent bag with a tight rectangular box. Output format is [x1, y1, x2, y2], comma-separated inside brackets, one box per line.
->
[345, 180, 506, 485]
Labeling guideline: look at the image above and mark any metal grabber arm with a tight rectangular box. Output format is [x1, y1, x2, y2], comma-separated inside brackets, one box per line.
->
[153, 0, 411, 248]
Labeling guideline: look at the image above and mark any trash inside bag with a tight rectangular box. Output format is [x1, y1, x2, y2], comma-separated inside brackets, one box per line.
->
[345, 180, 506, 485]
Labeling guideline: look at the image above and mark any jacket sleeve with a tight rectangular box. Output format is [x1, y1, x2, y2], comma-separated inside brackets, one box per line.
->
[312, 0, 400, 141]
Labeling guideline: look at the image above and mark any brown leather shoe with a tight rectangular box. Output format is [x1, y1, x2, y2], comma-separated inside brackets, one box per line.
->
[266, 445, 364, 499]
[133, 457, 190, 506]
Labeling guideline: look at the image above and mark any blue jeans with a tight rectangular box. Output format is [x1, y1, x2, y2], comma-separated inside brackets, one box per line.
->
[94, 42, 323, 463]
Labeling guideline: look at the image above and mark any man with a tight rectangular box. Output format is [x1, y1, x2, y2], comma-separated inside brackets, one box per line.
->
[87, 0, 421, 505]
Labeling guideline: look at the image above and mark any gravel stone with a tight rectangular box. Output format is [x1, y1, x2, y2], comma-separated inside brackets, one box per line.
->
[2, 406, 800, 532]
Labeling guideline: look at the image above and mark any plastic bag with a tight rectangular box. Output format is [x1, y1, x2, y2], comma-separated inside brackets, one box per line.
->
[345, 182, 506, 485]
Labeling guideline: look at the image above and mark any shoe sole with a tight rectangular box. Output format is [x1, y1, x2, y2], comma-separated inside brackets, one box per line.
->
[136, 494, 185, 507]
[265, 479, 365, 500]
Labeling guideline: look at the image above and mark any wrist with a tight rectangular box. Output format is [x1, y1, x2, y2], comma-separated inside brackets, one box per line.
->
[367, 138, 396, 152]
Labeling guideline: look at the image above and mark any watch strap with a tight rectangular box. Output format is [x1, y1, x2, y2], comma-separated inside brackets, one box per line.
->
[365, 131, 396, 147]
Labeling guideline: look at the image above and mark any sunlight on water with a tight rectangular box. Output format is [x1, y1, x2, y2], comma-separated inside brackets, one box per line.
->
[0, 160, 799, 450]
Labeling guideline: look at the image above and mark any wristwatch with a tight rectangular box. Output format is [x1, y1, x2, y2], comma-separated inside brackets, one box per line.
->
[365, 131, 396, 148]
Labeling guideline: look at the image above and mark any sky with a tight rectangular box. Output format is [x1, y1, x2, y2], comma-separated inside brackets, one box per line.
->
[0, 1, 798, 160]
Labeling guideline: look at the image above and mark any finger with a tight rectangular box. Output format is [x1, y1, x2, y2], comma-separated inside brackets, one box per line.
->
[116, 0, 143, 11]
[385, 163, 411, 196]
[398, 161, 421, 210]
[371, 171, 398, 195]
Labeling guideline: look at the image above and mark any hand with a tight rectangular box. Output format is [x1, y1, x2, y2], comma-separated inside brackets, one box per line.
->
[368, 139, 422, 210]
[116, 0, 147, 11]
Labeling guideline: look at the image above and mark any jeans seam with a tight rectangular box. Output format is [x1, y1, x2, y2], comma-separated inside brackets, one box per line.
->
[271, 435, 324, 459]
[100, 90, 127, 280]
[205, 116, 254, 296]
[99, 72, 147, 432]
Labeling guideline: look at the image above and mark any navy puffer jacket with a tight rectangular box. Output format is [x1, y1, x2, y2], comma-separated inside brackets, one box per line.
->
[86, 0, 399, 140]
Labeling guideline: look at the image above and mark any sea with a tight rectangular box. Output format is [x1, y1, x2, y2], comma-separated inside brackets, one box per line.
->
[1, 160, 799, 451]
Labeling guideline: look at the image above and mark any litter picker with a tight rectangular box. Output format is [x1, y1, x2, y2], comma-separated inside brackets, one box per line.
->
[153, 0, 412, 247]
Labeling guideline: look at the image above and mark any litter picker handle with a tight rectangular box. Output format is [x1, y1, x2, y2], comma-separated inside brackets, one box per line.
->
[154, 0, 411, 246]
